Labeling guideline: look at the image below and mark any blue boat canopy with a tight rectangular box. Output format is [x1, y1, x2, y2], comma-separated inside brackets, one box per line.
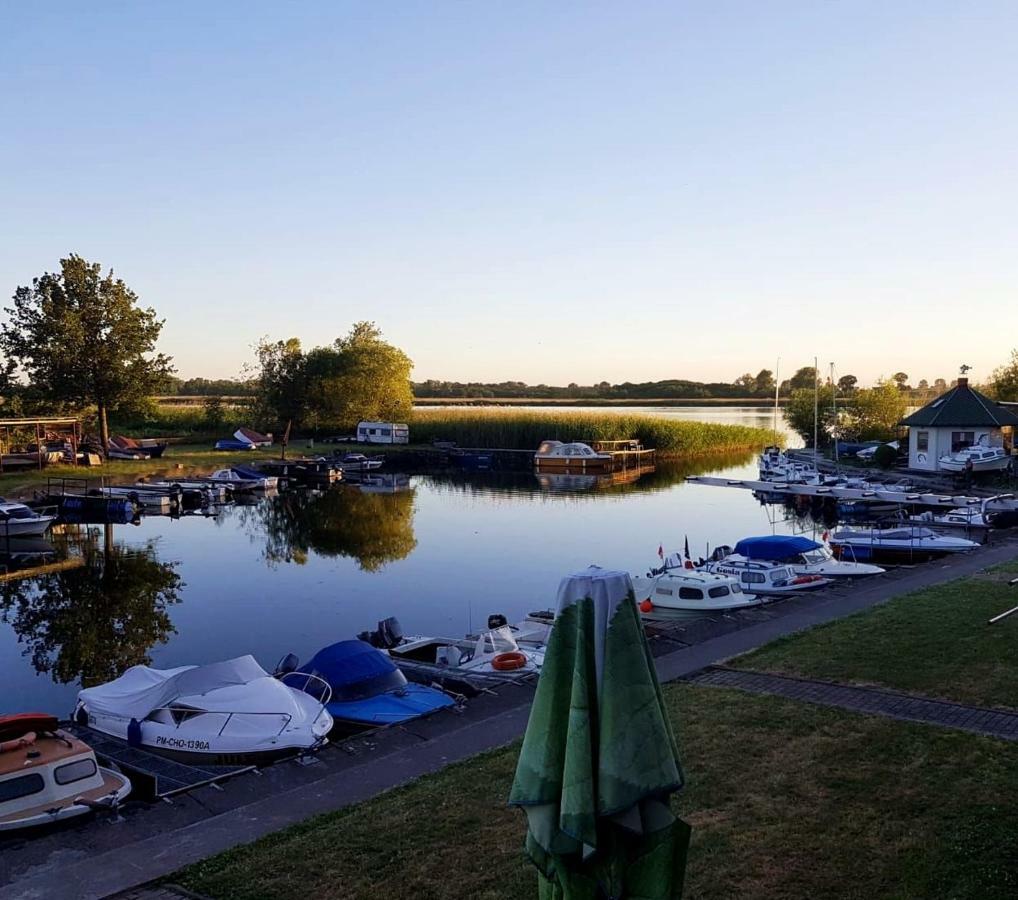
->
[734, 535, 821, 559]
[298, 640, 407, 702]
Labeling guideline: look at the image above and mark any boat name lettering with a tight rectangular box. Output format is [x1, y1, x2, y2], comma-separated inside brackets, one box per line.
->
[155, 736, 210, 751]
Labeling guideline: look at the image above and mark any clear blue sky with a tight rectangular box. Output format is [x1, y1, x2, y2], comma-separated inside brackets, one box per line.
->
[2, 2, 1017, 386]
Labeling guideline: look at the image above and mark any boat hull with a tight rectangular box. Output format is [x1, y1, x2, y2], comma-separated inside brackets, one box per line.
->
[0, 766, 131, 833]
[0, 516, 55, 537]
[938, 456, 1010, 473]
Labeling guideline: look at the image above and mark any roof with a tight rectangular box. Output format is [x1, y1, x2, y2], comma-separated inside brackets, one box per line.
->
[900, 379, 1018, 428]
[734, 536, 821, 560]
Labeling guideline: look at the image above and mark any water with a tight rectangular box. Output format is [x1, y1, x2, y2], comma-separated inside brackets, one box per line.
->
[1, 408, 809, 714]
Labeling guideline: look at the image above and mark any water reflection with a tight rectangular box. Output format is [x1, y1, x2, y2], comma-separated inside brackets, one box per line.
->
[0, 526, 181, 687]
[233, 482, 418, 571]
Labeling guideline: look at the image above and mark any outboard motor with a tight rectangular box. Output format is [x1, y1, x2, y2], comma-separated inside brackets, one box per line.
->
[274, 652, 299, 676]
[359, 617, 404, 649]
[487, 613, 508, 630]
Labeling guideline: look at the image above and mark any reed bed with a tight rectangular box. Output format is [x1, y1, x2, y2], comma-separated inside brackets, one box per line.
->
[410, 409, 779, 458]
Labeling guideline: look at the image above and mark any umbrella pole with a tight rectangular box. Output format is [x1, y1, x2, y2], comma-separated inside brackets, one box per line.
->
[988, 578, 1018, 625]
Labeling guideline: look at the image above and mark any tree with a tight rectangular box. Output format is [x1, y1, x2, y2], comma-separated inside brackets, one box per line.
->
[733, 373, 756, 392]
[780, 366, 818, 394]
[0, 255, 174, 449]
[754, 369, 775, 395]
[933, 378, 948, 393]
[987, 349, 1018, 402]
[783, 385, 835, 446]
[846, 381, 908, 441]
[917, 379, 929, 391]
[891, 372, 910, 391]
[254, 337, 308, 429]
[837, 374, 858, 394]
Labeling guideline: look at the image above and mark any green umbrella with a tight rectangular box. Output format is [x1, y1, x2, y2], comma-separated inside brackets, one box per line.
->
[509, 566, 690, 899]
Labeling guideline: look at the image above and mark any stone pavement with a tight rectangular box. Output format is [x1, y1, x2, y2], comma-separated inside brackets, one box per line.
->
[688, 666, 1018, 740]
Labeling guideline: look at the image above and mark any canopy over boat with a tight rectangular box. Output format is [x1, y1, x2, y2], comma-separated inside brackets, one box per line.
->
[734, 535, 821, 560]
[78, 655, 270, 720]
[298, 640, 406, 700]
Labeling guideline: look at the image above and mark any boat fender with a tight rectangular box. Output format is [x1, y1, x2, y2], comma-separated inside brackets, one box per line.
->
[639, 599, 654, 613]
[0, 731, 36, 754]
[127, 718, 143, 747]
[491, 652, 528, 672]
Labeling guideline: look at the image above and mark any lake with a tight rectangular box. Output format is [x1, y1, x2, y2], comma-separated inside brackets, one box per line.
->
[2, 407, 809, 713]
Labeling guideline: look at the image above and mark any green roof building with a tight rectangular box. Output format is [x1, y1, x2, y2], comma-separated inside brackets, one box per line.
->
[900, 378, 1018, 471]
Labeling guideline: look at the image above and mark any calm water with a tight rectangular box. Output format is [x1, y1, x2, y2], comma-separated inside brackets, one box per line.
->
[2, 407, 809, 714]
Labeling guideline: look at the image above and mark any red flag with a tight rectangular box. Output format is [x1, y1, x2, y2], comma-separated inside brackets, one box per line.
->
[658, 544, 664, 559]
[822, 530, 830, 542]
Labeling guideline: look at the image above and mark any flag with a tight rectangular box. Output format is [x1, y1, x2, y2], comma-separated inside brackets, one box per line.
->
[658, 544, 664, 560]
[684, 536, 691, 560]
[822, 530, 830, 542]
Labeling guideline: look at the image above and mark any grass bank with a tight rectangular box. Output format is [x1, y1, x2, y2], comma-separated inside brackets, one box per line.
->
[732, 560, 1018, 709]
[410, 409, 779, 458]
[177, 682, 1018, 900]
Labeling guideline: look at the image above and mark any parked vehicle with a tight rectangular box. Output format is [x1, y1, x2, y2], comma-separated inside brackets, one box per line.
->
[356, 422, 408, 445]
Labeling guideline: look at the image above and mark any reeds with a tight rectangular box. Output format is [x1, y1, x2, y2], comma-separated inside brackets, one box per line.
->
[410, 409, 780, 458]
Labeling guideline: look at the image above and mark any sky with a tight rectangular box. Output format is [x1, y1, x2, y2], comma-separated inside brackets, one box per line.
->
[2, 1, 1017, 386]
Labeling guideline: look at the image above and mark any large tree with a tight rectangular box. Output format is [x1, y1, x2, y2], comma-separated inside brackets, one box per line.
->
[0, 255, 174, 448]
[783, 384, 835, 446]
[845, 381, 908, 441]
[987, 349, 1018, 402]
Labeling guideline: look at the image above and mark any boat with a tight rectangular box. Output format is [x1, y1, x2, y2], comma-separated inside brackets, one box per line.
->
[231, 465, 280, 490]
[906, 508, 994, 530]
[0, 500, 57, 537]
[74, 655, 333, 765]
[829, 526, 979, 562]
[214, 438, 257, 451]
[207, 468, 278, 491]
[358, 617, 543, 694]
[533, 441, 613, 472]
[632, 565, 762, 612]
[234, 427, 273, 447]
[729, 535, 885, 578]
[338, 453, 384, 473]
[938, 444, 1012, 473]
[0, 713, 131, 832]
[109, 435, 168, 459]
[275, 640, 455, 735]
[482, 611, 555, 647]
[701, 548, 833, 596]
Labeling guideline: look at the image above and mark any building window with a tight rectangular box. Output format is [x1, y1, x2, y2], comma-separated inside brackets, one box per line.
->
[917, 432, 929, 452]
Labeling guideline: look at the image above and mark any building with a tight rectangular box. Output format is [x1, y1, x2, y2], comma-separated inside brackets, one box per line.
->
[900, 377, 1018, 471]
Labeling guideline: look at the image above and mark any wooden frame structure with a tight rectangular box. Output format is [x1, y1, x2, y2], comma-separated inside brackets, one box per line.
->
[0, 416, 82, 474]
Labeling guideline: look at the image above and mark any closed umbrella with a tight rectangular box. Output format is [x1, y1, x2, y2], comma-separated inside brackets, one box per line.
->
[510, 566, 691, 899]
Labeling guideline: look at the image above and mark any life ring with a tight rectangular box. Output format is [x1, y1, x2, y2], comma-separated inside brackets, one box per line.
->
[492, 651, 528, 672]
[0, 731, 37, 754]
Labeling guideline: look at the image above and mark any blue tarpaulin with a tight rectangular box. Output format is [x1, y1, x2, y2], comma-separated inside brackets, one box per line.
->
[734, 535, 821, 559]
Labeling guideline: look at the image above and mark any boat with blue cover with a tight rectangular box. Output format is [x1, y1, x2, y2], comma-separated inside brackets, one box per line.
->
[275, 640, 455, 735]
[732, 535, 885, 578]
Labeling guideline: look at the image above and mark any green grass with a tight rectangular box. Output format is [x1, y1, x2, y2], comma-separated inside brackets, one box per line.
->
[409, 409, 780, 458]
[177, 683, 1018, 900]
[731, 561, 1018, 709]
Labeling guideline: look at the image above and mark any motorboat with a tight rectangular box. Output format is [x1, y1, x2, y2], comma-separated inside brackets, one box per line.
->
[275, 640, 455, 735]
[906, 508, 993, 530]
[534, 441, 613, 472]
[338, 453, 384, 473]
[207, 468, 277, 491]
[632, 565, 761, 612]
[0, 500, 57, 537]
[109, 435, 168, 459]
[730, 536, 885, 578]
[483, 611, 555, 647]
[74, 655, 333, 765]
[758, 447, 818, 483]
[938, 444, 1011, 473]
[701, 548, 833, 596]
[214, 438, 257, 451]
[234, 427, 273, 447]
[359, 617, 543, 695]
[829, 527, 979, 562]
[0, 713, 131, 832]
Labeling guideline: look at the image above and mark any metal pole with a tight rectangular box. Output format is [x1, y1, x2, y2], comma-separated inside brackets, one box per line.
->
[988, 578, 1018, 624]
[773, 357, 780, 438]
[813, 355, 819, 466]
[831, 362, 838, 467]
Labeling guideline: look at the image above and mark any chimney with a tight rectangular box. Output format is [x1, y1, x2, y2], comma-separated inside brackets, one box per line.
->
[957, 377, 969, 387]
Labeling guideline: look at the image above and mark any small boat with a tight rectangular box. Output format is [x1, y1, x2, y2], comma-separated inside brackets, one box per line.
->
[207, 468, 277, 491]
[74, 655, 333, 765]
[483, 611, 555, 647]
[275, 641, 455, 735]
[0, 500, 57, 537]
[533, 441, 613, 472]
[729, 536, 885, 578]
[338, 453, 384, 473]
[359, 617, 543, 694]
[0, 713, 131, 832]
[701, 549, 833, 596]
[632, 566, 761, 612]
[938, 444, 1012, 473]
[214, 438, 257, 451]
[830, 527, 980, 561]
[109, 435, 168, 459]
[231, 465, 280, 490]
[906, 508, 993, 530]
[234, 427, 273, 447]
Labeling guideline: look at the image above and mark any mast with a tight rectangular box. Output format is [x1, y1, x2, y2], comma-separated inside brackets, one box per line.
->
[773, 357, 780, 439]
[830, 361, 838, 466]
[813, 355, 819, 464]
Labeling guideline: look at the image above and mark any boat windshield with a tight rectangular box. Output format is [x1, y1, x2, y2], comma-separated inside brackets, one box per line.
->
[800, 547, 832, 564]
[484, 626, 521, 653]
[2, 507, 37, 520]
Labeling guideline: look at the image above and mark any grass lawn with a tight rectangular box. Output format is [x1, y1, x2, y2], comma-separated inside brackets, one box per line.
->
[176, 683, 1018, 900]
[731, 561, 1018, 710]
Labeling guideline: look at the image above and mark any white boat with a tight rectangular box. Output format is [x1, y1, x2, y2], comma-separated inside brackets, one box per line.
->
[207, 468, 278, 491]
[906, 508, 993, 529]
[359, 617, 543, 690]
[534, 441, 614, 472]
[0, 501, 56, 537]
[727, 536, 885, 578]
[0, 713, 131, 832]
[830, 526, 979, 562]
[74, 655, 333, 764]
[701, 551, 833, 596]
[632, 564, 761, 612]
[339, 453, 384, 473]
[757, 447, 819, 483]
[483, 611, 555, 647]
[938, 444, 1012, 473]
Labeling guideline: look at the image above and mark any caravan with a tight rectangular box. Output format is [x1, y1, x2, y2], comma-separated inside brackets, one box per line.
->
[357, 421, 409, 444]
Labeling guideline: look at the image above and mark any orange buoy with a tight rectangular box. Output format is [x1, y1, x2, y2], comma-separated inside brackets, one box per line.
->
[492, 651, 528, 671]
[639, 599, 654, 613]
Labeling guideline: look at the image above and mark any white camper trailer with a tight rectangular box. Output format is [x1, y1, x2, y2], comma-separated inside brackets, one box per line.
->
[357, 421, 409, 445]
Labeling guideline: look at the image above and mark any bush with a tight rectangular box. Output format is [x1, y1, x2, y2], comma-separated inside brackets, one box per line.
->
[873, 444, 898, 469]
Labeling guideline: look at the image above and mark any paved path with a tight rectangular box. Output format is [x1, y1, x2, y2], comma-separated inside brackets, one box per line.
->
[688, 666, 1018, 740]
